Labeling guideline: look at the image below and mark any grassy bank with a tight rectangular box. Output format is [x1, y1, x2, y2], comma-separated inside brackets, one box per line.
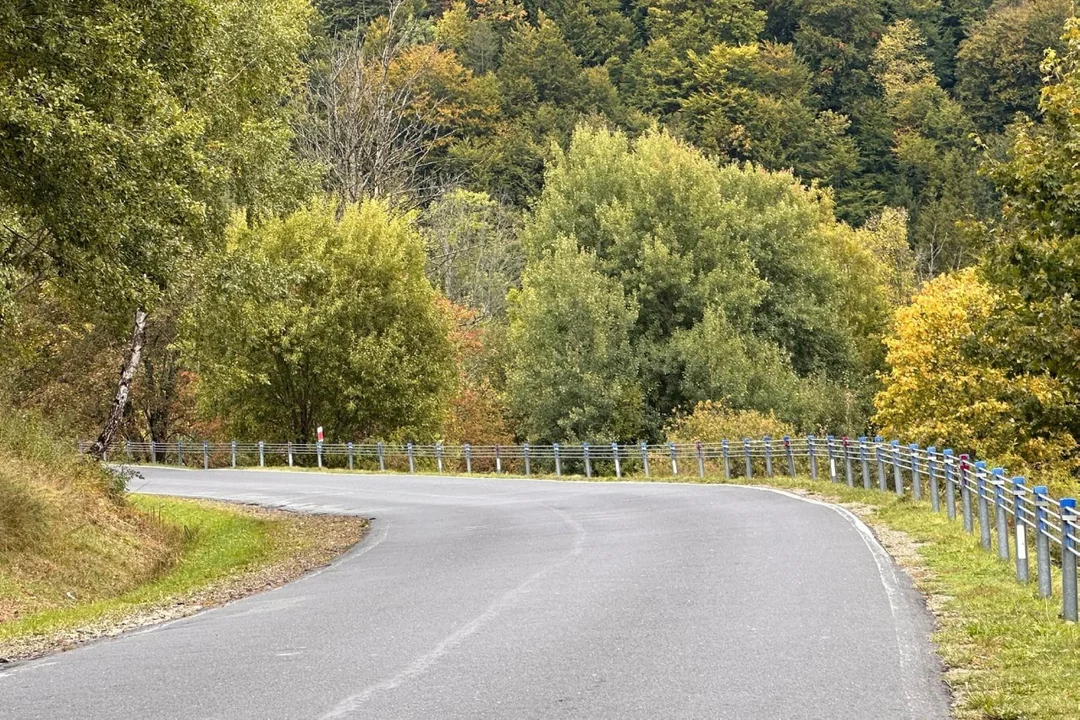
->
[0, 411, 365, 660]
[1, 495, 362, 649]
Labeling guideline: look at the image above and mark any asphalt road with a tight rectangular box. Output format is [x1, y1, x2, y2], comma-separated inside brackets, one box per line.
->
[0, 468, 950, 719]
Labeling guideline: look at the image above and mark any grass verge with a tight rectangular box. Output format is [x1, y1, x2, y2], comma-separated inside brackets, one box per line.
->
[0, 495, 365, 662]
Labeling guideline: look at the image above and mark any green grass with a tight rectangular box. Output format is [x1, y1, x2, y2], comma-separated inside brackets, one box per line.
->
[0, 496, 280, 643]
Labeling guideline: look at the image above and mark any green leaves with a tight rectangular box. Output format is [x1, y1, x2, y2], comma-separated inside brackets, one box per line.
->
[0, 0, 313, 315]
[514, 124, 897, 438]
[182, 198, 456, 442]
[506, 238, 642, 442]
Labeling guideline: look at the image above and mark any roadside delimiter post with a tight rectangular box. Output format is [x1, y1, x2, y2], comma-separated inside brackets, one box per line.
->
[784, 436, 795, 477]
[993, 467, 1010, 561]
[859, 437, 870, 489]
[891, 440, 903, 496]
[1034, 485, 1052, 598]
[1012, 477, 1029, 584]
[976, 461, 992, 551]
[743, 438, 752, 479]
[1061, 498, 1078, 622]
[944, 449, 957, 520]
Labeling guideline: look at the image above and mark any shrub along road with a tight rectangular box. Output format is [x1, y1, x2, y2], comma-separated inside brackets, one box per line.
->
[0, 468, 950, 719]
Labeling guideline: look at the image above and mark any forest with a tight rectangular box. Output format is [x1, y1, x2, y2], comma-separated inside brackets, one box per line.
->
[1, 0, 1078, 489]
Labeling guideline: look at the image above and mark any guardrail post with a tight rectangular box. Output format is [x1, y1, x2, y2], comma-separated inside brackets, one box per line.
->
[891, 440, 903, 496]
[909, 444, 921, 500]
[377, 442, 385, 472]
[231, 440, 237, 468]
[1012, 477, 1029, 584]
[992, 468, 1009, 561]
[125, 440, 132, 461]
[944, 449, 956, 520]
[316, 440, 323, 469]
[859, 437, 870, 489]
[927, 447, 939, 512]
[976, 461, 992, 551]
[960, 455, 973, 534]
[203, 441, 209, 470]
[407, 443, 415, 473]
[177, 440, 183, 467]
[583, 443, 591, 478]
[808, 435, 817, 480]
[1034, 486, 1052, 598]
[843, 436, 853, 487]
[464, 443, 472, 473]
[640, 442, 650, 478]
[826, 435, 836, 482]
[258, 440, 265, 467]
[436, 442, 444, 473]
[348, 442, 354, 470]
[150, 440, 157, 464]
[875, 436, 886, 491]
[287, 441, 293, 467]
[784, 436, 795, 477]
[764, 436, 773, 478]
[613, 442, 621, 478]
[524, 442, 531, 476]
[743, 438, 752, 479]
[1061, 498, 1078, 622]
[553, 443, 561, 477]
[696, 441, 705, 478]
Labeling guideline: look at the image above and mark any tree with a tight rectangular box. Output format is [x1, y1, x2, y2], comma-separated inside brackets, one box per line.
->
[524, 124, 890, 435]
[871, 20, 994, 278]
[679, 42, 859, 193]
[0, 0, 314, 454]
[422, 189, 523, 320]
[539, 0, 635, 65]
[873, 269, 1075, 469]
[982, 18, 1080, 458]
[505, 238, 643, 442]
[619, 0, 766, 116]
[956, 0, 1072, 132]
[298, 3, 500, 206]
[182, 198, 456, 442]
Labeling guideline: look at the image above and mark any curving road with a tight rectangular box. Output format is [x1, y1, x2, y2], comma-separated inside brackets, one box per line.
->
[0, 468, 950, 719]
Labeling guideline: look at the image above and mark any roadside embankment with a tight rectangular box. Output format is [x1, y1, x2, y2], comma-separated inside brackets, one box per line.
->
[0, 411, 365, 662]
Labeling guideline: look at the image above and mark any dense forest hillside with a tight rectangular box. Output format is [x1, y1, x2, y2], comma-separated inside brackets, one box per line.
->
[0, 0, 1077, 486]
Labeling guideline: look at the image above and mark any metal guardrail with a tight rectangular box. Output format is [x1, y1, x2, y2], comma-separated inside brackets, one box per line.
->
[84, 434, 1080, 623]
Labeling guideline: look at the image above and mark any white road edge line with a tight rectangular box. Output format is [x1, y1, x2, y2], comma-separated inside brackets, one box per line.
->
[742, 485, 935, 720]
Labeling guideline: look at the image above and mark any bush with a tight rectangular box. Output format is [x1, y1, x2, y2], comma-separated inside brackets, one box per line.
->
[665, 400, 795, 443]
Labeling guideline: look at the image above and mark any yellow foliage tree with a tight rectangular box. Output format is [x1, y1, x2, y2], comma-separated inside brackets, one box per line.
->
[873, 269, 1076, 472]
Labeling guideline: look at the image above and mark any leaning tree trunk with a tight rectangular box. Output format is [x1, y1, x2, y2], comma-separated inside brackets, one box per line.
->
[89, 307, 148, 460]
